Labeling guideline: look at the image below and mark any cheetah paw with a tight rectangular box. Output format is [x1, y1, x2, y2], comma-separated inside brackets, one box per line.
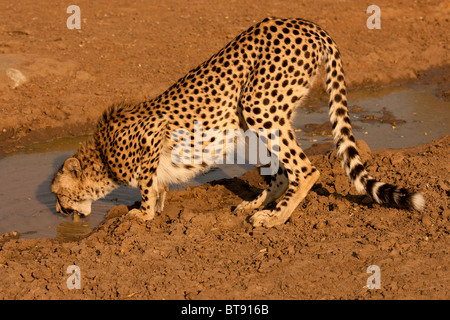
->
[249, 210, 277, 228]
[234, 200, 253, 213]
[128, 208, 154, 221]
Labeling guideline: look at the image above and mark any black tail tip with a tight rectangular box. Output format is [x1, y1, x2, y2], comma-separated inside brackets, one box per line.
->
[393, 190, 425, 211]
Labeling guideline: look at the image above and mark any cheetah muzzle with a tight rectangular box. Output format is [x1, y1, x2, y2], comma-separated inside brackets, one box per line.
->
[51, 17, 425, 228]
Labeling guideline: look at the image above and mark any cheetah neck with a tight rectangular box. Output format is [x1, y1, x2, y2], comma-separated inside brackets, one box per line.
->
[75, 137, 120, 201]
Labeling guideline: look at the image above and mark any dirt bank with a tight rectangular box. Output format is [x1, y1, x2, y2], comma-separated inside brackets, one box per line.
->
[0, 136, 448, 299]
[0, 0, 449, 154]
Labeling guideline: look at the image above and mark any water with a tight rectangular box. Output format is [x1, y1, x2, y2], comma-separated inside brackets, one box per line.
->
[294, 84, 449, 150]
[0, 85, 448, 239]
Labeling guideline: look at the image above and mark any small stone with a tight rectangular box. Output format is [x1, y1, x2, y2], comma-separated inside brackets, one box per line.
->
[106, 204, 129, 219]
[314, 187, 330, 196]
[6, 68, 27, 88]
[314, 220, 327, 229]
[421, 215, 432, 227]
[390, 153, 404, 166]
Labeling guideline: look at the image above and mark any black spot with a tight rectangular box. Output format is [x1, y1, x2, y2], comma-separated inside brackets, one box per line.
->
[341, 127, 351, 136]
[347, 146, 359, 159]
[349, 164, 365, 180]
[335, 107, 347, 116]
[366, 179, 376, 196]
[343, 116, 351, 125]
[334, 94, 342, 102]
[376, 183, 396, 204]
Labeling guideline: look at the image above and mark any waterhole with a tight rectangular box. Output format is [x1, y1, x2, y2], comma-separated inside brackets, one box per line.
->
[294, 84, 449, 150]
[0, 84, 448, 239]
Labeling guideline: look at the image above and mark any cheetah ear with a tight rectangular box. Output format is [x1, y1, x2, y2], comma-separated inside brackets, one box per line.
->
[63, 157, 82, 178]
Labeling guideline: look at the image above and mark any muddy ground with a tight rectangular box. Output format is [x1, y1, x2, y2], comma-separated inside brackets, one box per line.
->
[0, 0, 449, 300]
[0, 136, 449, 299]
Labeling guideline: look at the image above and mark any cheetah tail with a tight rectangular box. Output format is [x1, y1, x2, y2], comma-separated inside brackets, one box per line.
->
[323, 44, 425, 211]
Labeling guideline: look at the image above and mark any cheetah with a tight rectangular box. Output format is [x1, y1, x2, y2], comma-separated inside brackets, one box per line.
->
[51, 17, 425, 228]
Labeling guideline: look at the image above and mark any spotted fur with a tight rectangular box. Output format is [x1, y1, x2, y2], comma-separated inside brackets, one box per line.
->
[51, 17, 424, 227]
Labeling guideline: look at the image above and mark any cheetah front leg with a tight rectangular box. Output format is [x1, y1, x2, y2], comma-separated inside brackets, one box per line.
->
[129, 137, 166, 221]
[129, 178, 168, 221]
[155, 185, 168, 214]
[128, 181, 158, 221]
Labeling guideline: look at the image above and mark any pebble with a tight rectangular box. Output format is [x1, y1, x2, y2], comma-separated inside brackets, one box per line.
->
[314, 187, 330, 196]
[6, 68, 27, 88]
[421, 215, 432, 227]
[390, 153, 404, 166]
[314, 220, 327, 230]
[106, 204, 129, 219]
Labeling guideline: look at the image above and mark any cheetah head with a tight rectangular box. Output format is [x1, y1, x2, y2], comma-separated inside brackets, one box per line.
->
[51, 157, 94, 217]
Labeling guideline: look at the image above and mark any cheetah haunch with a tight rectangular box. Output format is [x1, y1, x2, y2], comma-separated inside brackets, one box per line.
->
[51, 17, 424, 228]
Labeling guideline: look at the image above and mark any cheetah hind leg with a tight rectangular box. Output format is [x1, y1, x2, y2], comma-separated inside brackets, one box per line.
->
[234, 168, 288, 212]
[250, 169, 320, 228]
